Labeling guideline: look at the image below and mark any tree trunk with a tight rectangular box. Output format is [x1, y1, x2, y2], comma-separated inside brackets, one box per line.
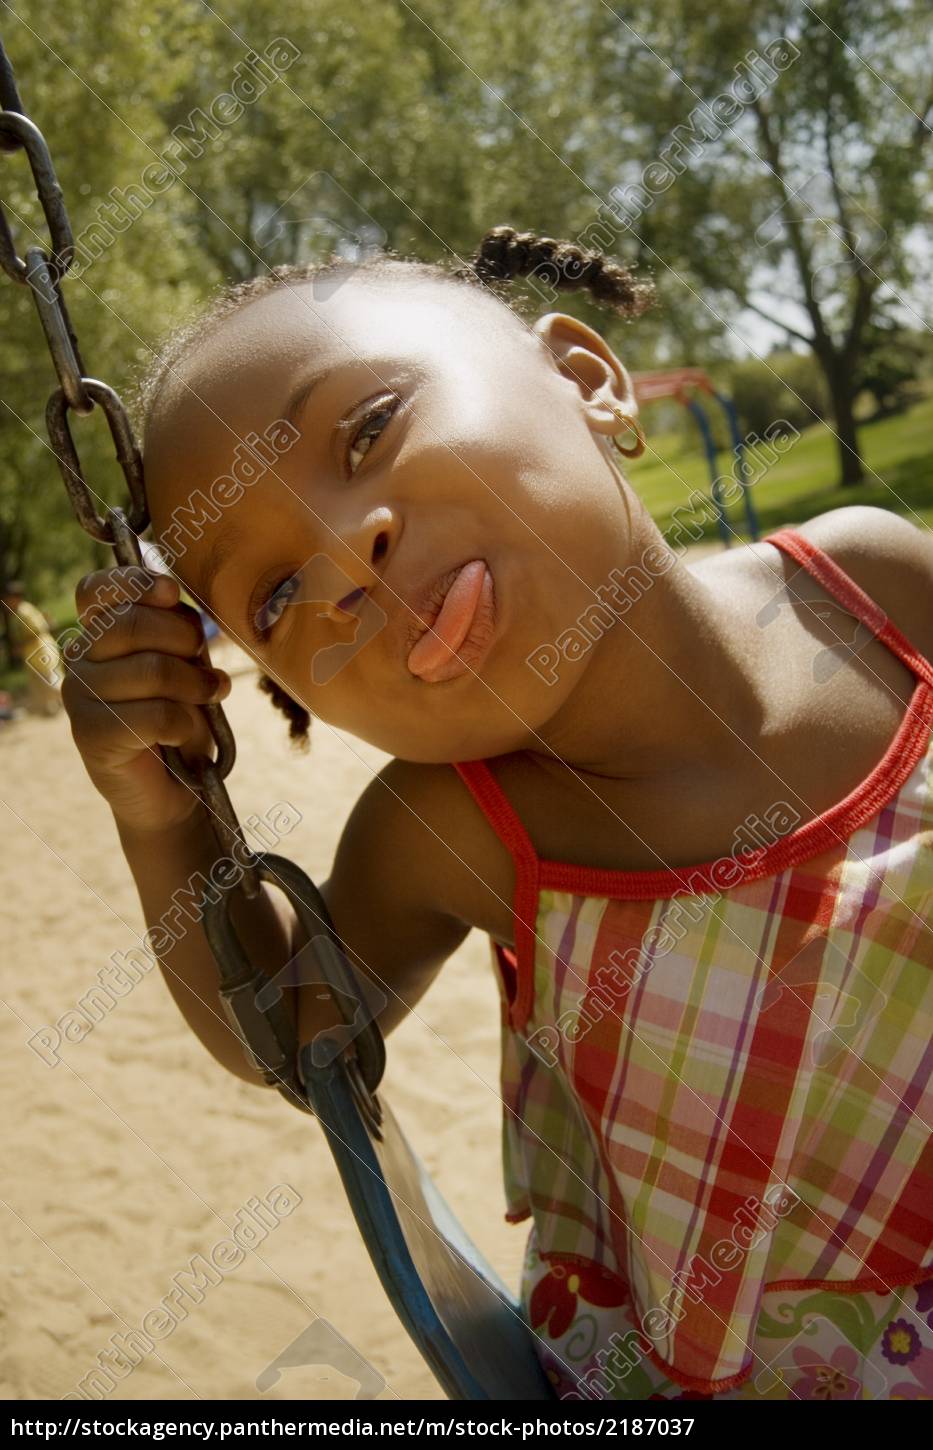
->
[823, 357, 864, 487]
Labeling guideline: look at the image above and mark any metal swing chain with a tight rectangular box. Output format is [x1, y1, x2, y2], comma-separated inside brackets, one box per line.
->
[0, 40, 384, 1124]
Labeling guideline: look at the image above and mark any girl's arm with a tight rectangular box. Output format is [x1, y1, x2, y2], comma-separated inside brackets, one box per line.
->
[64, 565, 472, 1086]
[118, 806, 300, 1083]
[117, 775, 471, 1085]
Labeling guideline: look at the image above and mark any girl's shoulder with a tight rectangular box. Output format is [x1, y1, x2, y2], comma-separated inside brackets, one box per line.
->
[762, 506, 933, 662]
[342, 755, 517, 942]
[691, 505, 933, 665]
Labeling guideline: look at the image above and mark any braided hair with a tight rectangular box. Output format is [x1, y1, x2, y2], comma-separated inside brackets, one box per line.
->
[136, 227, 654, 748]
[461, 227, 654, 315]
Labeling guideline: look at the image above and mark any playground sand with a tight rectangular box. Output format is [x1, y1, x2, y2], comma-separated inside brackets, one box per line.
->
[0, 647, 525, 1401]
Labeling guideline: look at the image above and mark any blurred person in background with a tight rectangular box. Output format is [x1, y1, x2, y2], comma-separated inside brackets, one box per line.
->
[1, 579, 63, 717]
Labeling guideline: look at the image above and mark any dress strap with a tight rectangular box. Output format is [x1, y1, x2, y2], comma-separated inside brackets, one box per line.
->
[452, 759, 539, 869]
[453, 760, 541, 1030]
[765, 527, 933, 688]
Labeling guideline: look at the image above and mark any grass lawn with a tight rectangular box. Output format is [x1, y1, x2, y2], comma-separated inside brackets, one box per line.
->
[630, 391, 933, 544]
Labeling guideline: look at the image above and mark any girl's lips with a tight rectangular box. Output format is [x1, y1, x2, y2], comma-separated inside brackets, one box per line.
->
[406, 560, 496, 683]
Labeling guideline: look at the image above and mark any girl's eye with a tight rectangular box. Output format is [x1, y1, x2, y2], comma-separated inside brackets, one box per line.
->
[254, 573, 300, 639]
[344, 394, 400, 475]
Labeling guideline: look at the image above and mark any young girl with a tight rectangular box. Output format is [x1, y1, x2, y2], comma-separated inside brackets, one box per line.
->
[63, 228, 933, 1401]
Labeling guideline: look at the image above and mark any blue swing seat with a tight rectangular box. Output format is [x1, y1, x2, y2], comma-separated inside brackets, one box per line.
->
[206, 851, 554, 1401]
[301, 1045, 556, 1400]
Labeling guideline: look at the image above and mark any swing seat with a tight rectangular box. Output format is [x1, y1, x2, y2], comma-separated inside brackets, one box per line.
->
[205, 852, 553, 1400]
[300, 1045, 555, 1401]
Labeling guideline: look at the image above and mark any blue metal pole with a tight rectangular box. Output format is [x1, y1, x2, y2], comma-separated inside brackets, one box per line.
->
[715, 391, 760, 542]
[684, 396, 730, 547]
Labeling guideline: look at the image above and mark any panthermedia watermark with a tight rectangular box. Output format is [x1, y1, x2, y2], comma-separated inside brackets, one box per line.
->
[755, 565, 885, 685]
[26, 801, 302, 1067]
[28, 419, 301, 690]
[252, 172, 386, 282]
[563, 1183, 802, 1400]
[68, 40, 302, 278]
[64, 1185, 301, 1401]
[256, 1318, 386, 1398]
[756, 934, 889, 1071]
[526, 541, 677, 686]
[664, 422, 799, 553]
[250, 552, 389, 687]
[525, 797, 801, 1068]
[520, 38, 800, 307]
[254, 931, 388, 1070]
[525, 419, 799, 689]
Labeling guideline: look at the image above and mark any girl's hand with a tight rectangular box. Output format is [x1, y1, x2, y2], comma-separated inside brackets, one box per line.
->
[62, 566, 231, 836]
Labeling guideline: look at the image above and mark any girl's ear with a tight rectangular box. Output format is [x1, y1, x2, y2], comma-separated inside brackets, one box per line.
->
[531, 311, 638, 437]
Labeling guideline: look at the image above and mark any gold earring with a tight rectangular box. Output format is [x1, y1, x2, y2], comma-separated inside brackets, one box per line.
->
[611, 411, 646, 460]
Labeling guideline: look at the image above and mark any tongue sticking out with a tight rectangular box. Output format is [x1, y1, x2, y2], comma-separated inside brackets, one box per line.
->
[407, 560, 490, 682]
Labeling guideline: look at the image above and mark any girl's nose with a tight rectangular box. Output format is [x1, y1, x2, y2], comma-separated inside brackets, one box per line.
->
[340, 503, 395, 572]
[317, 503, 397, 618]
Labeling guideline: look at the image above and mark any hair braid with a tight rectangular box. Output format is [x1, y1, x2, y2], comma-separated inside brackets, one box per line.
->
[257, 672, 311, 747]
[460, 225, 655, 317]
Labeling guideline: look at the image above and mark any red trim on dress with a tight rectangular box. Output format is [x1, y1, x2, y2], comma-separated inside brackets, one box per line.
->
[538, 683, 932, 900]
[453, 527, 933, 1032]
[536, 1248, 933, 1396]
[454, 757, 540, 1029]
[766, 526, 933, 689]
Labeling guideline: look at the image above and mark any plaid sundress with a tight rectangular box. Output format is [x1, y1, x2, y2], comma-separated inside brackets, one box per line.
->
[454, 527, 933, 1401]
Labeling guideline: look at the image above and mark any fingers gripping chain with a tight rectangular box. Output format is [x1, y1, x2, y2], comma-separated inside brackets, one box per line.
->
[0, 41, 384, 1115]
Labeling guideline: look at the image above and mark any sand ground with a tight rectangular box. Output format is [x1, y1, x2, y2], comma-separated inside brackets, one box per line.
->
[1, 642, 525, 1402]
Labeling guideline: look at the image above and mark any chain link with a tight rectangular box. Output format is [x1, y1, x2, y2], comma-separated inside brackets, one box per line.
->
[28, 249, 93, 414]
[0, 40, 386, 1113]
[0, 109, 73, 282]
[0, 42, 260, 900]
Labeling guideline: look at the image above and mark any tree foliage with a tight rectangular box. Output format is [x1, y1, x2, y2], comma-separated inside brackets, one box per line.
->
[1, 0, 929, 608]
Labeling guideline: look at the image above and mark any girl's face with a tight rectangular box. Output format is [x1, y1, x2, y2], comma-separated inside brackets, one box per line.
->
[144, 271, 640, 762]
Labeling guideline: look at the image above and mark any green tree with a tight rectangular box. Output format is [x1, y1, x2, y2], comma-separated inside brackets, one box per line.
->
[856, 313, 928, 418]
[597, 0, 932, 485]
[0, 1, 204, 605]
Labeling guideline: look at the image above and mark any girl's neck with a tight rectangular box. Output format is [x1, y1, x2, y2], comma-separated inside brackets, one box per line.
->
[526, 540, 767, 783]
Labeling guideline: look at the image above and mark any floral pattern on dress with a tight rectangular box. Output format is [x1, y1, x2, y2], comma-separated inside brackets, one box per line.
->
[521, 1230, 933, 1402]
[529, 1258, 630, 1339]
[789, 1343, 860, 1400]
